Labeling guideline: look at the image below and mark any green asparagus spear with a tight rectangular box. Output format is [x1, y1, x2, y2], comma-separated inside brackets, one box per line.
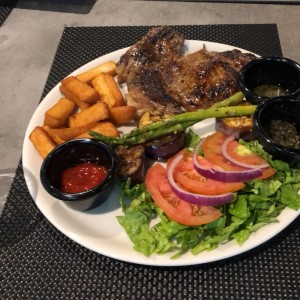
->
[210, 91, 245, 108]
[115, 121, 195, 145]
[125, 91, 245, 139]
[89, 103, 257, 146]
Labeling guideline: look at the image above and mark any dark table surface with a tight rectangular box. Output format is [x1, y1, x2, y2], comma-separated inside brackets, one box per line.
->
[1, 24, 299, 300]
[141, 0, 300, 3]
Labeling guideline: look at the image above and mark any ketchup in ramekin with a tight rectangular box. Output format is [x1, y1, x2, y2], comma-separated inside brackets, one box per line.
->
[40, 138, 117, 211]
[61, 162, 109, 193]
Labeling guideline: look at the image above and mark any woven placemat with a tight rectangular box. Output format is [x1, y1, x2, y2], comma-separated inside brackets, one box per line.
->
[0, 5, 14, 26]
[1, 25, 299, 300]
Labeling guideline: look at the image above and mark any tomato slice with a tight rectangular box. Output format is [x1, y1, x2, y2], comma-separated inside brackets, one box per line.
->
[226, 140, 265, 165]
[225, 139, 276, 179]
[167, 150, 245, 195]
[203, 131, 276, 179]
[145, 163, 222, 226]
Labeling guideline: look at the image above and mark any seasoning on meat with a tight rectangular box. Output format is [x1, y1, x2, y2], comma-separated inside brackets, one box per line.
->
[117, 26, 256, 114]
[165, 46, 256, 111]
[117, 26, 185, 116]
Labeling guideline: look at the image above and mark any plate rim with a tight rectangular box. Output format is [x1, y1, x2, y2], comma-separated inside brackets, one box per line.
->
[22, 40, 300, 267]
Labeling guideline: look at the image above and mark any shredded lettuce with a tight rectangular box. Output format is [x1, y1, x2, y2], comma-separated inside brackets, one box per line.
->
[116, 134, 300, 259]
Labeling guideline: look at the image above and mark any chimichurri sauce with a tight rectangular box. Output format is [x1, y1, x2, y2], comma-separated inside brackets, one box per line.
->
[269, 119, 300, 148]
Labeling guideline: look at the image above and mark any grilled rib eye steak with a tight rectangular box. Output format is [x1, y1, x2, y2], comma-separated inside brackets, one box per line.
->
[116, 26, 185, 116]
[117, 26, 185, 84]
[164, 46, 257, 111]
[116, 26, 256, 113]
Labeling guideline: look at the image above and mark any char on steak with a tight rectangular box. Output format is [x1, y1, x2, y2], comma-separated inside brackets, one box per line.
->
[164, 46, 257, 111]
[116, 26, 256, 113]
[116, 26, 185, 115]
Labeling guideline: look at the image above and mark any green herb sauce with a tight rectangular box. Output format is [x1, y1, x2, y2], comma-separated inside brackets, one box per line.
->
[270, 119, 300, 148]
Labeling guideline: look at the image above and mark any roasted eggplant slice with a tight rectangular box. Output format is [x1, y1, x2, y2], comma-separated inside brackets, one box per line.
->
[138, 110, 173, 127]
[114, 144, 147, 185]
[215, 101, 254, 140]
[215, 115, 253, 141]
[139, 110, 185, 160]
[145, 132, 185, 161]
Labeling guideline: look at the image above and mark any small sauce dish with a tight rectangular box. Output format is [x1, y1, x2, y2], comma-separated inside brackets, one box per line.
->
[238, 56, 300, 104]
[40, 138, 117, 211]
[253, 97, 300, 166]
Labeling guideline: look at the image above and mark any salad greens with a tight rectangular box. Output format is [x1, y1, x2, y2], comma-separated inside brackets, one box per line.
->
[116, 131, 300, 259]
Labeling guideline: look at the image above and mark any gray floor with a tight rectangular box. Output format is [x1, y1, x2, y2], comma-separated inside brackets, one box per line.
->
[1, 0, 300, 210]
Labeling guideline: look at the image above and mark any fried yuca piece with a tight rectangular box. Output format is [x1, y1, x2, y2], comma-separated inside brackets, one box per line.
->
[43, 123, 98, 144]
[29, 126, 56, 159]
[61, 76, 99, 104]
[76, 122, 120, 138]
[42, 126, 65, 145]
[44, 98, 75, 127]
[92, 73, 124, 108]
[68, 102, 109, 128]
[59, 85, 90, 110]
[109, 106, 137, 124]
[76, 61, 116, 85]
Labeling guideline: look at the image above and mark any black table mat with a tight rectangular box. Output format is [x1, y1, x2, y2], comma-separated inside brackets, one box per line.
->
[1, 25, 299, 300]
[0, 5, 13, 26]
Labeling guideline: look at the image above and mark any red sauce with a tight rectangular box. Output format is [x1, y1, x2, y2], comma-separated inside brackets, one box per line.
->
[61, 162, 108, 193]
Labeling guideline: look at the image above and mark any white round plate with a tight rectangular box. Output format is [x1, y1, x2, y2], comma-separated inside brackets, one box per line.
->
[22, 41, 300, 266]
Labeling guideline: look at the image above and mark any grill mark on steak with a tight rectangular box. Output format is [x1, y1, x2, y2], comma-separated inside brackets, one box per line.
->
[125, 68, 183, 115]
[217, 50, 258, 71]
[116, 26, 257, 113]
[164, 46, 257, 111]
[117, 26, 185, 84]
[117, 26, 185, 116]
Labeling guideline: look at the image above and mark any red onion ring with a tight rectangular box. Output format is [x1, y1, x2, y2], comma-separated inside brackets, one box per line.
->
[192, 139, 262, 182]
[221, 135, 270, 169]
[167, 153, 234, 206]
